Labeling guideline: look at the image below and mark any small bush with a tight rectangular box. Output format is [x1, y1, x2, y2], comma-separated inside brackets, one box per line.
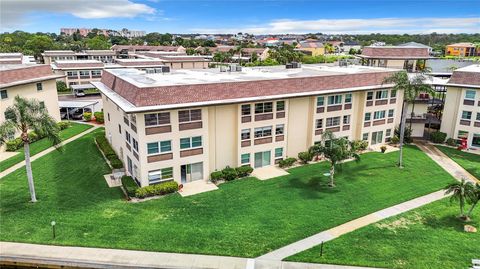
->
[121, 176, 138, 198]
[390, 136, 400, 144]
[94, 111, 104, 123]
[83, 112, 92, 121]
[279, 157, 296, 168]
[222, 166, 238, 181]
[57, 121, 71, 130]
[28, 131, 39, 142]
[210, 170, 224, 183]
[298, 151, 314, 164]
[5, 138, 22, 152]
[135, 181, 178, 199]
[95, 133, 124, 169]
[430, 131, 447, 144]
[446, 138, 456, 147]
[394, 126, 413, 144]
[380, 145, 387, 153]
[352, 140, 368, 151]
[236, 165, 253, 177]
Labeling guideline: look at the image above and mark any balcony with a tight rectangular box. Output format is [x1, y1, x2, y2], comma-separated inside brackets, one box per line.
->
[406, 113, 441, 124]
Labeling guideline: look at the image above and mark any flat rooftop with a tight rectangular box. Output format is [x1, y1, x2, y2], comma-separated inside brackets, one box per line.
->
[107, 64, 398, 88]
[455, 64, 480, 73]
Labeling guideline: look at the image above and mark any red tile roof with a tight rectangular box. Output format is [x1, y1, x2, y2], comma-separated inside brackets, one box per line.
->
[53, 62, 104, 68]
[0, 65, 61, 88]
[100, 69, 396, 108]
[361, 46, 430, 59]
[115, 60, 165, 66]
[111, 45, 184, 52]
[448, 71, 480, 87]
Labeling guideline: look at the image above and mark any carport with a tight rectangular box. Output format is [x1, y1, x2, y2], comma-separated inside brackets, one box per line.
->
[59, 100, 99, 120]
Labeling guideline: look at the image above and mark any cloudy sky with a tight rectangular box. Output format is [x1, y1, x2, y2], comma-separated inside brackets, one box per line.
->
[1, 0, 479, 34]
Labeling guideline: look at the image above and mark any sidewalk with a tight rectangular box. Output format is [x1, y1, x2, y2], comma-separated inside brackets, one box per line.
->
[0, 124, 100, 179]
[0, 242, 382, 269]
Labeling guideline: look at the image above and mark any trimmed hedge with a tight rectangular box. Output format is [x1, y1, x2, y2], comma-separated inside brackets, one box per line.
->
[5, 131, 42, 151]
[83, 112, 92, 121]
[121, 176, 138, 198]
[222, 166, 238, 181]
[352, 140, 368, 151]
[94, 111, 104, 123]
[57, 121, 71, 130]
[209, 165, 254, 182]
[430, 131, 447, 144]
[236, 165, 253, 177]
[135, 181, 178, 199]
[298, 151, 314, 164]
[279, 157, 296, 168]
[95, 133, 124, 169]
[446, 138, 456, 146]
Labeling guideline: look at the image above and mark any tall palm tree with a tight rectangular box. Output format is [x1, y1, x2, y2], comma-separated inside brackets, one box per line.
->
[0, 96, 61, 202]
[383, 71, 433, 168]
[309, 131, 360, 187]
[444, 179, 475, 220]
[466, 183, 480, 219]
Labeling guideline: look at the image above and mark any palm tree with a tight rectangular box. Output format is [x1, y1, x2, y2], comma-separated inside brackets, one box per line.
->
[466, 183, 480, 219]
[309, 131, 360, 187]
[0, 96, 61, 202]
[444, 179, 475, 220]
[383, 71, 433, 168]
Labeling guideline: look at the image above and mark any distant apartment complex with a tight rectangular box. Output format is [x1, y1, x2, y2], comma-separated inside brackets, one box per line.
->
[295, 42, 325, 56]
[359, 45, 431, 72]
[42, 50, 116, 64]
[445, 43, 479, 57]
[60, 28, 146, 38]
[441, 65, 480, 148]
[93, 65, 402, 187]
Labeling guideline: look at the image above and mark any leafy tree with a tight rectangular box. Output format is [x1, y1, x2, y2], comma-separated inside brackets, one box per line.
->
[309, 131, 360, 187]
[0, 96, 61, 202]
[444, 180, 476, 221]
[23, 35, 55, 58]
[56, 80, 69, 92]
[466, 184, 480, 219]
[383, 71, 433, 168]
[86, 36, 110, 50]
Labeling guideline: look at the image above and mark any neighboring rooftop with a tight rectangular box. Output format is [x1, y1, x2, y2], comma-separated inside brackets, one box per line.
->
[398, 42, 432, 49]
[447, 64, 480, 88]
[0, 53, 36, 64]
[51, 60, 105, 69]
[360, 46, 431, 59]
[0, 64, 64, 88]
[297, 42, 324, 48]
[42, 50, 115, 56]
[447, 42, 476, 47]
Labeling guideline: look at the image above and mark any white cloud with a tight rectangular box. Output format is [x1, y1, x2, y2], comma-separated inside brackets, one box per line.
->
[191, 17, 480, 34]
[1, 0, 156, 30]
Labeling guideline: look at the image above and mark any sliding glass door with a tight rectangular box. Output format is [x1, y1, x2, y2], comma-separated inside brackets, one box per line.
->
[254, 151, 271, 168]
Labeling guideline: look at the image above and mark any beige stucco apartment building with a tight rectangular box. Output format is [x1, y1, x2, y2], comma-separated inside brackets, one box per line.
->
[440, 65, 480, 148]
[0, 64, 63, 148]
[93, 64, 402, 188]
[360, 46, 431, 72]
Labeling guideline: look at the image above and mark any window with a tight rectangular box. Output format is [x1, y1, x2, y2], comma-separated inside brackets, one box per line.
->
[147, 140, 171, 154]
[125, 131, 131, 144]
[461, 111, 472, 120]
[390, 90, 397, 98]
[275, 147, 283, 158]
[79, 70, 90, 77]
[148, 167, 173, 184]
[477, 112, 480, 121]
[241, 129, 250, 140]
[388, 109, 394, 118]
[276, 101, 285, 111]
[275, 124, 284, 135]
[180, 136, 202, 149]
[0, 90, 7, 99]
[375, 90, 388, 99]
[343, 115, 350, 125]
[241, 153, 250, 164]
[458, 130, 468, 139]
[316, 119, 323, 129]
[254, 102, 273, 114]
[327, 95, 342, 105]
[144, 112, 170, 126]
[345, 93, 352, 103]
[386, 129, 392, 137]
[124, 113, 129, 125]
[39, 101, 45, 108]
[362, 133, 369, 141]
[465, 90, 476, 100]
[241, 104, 251, 115]
[132, 138, 138, 151]
[66, 71, 78, 78]
[326, 116, 341, 127]
[91, 70, 101, 76]
[178, 109, 201, 122]
[107, 113, 110, 121]
[36, 82, 43, 91]
[317, 96, 324, 106]
[365, 112, 371, 121]
[118, 124, 121, 134]
[254, 126, 272, 138]
[374, 111, 386, 120]
[366, 92, 373, 100]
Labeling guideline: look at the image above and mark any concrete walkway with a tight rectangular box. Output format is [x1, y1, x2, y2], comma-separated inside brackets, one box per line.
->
[0, 124, 100, 178]
[0, 242, 382, 269]
[252, 165, 289, 180]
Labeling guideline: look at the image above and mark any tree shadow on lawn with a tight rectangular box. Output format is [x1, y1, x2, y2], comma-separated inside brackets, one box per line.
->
[423, 214, 472, 233]
[285, 176, 340, 199]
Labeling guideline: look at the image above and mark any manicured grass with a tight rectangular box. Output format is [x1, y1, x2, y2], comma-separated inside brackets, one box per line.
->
[435, 145, 480, 180]
[286, 199, 480, 269]
[0, 136, 455, 257]
[0, 122, 92, 172]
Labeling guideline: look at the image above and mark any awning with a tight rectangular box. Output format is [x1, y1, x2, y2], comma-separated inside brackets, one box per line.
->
[71, 84, 95, 90]
[59, 100, 99, 109]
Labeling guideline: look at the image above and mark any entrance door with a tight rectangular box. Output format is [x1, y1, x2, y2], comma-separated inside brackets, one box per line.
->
[181, 162, 203, 183]
[371, 131, 384, 145]
[254, 151, 271, 168]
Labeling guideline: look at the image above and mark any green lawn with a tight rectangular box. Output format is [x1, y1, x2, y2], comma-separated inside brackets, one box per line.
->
[0, 132, 455, 258]
[0, 122, 92, 172]
[435, 145, 480, 180]
[286, 199, 480, 269]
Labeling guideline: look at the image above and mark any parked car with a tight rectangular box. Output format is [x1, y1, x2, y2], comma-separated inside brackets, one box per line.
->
[75, 89, 86, 97]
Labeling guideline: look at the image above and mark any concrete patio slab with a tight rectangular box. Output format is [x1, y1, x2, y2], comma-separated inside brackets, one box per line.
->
[179, 180, 219, 197]
[103, 174, 121, 188]
[0, 151, 19, 162]
[252, 165, 289, 180]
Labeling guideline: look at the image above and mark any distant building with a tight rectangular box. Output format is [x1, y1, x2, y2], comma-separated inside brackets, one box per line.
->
[111, 45, 186, 58]
[445, 42, 479, 57]
[42, 50, 116, 64]
[295, 42, 325, 56]
[60, 28, 109, 37]
[359, 46, 431, 72]
[398, 42, 433, 55]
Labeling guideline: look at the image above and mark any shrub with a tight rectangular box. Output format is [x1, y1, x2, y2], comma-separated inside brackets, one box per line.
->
[5, 138, 22, 152]
[279, 157, 296, 168]
[236, 165, 253, 177]
[94, 111, 104, 123]
[390, 136, 400, 144]
[121, 176, 138, 198]
[28, 131, 39, 142]
[380, 145, 387, 153]
[221, 166, 238, 181]
[83, 112, 92, 121]
[56, 80, 69, 92]
[135, 181, 178, 199]
[394, 126, 413, 143]
[430, 131, 447, 144]
[352, 140, 368, 151]
[95, 133, 124, 169]
[446, 138, 457, 147]
[298, 151, 314, 164]
[210, 170, 224, 183]
[57, 121, 71, 130]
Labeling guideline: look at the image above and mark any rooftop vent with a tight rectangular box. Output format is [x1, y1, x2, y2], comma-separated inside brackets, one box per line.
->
[286, 62, 301, 69]
[339, 60, 348, 67]
[228, 64, 242, 72]
[145, 66, 170, 74]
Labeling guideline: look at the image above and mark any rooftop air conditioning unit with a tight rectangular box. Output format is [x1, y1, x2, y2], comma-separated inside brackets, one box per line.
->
[285, 63, 293, 69]
[145, 68, 155, 74]
[220, 66, 227, 72]
[291, 62, 301, 68]
[228, 64, 238, 72]
[236, 65, 242, 72]
[161, 66, 170, 73]
[339, 60, 348, 67]
[154, 68, 163, 73]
